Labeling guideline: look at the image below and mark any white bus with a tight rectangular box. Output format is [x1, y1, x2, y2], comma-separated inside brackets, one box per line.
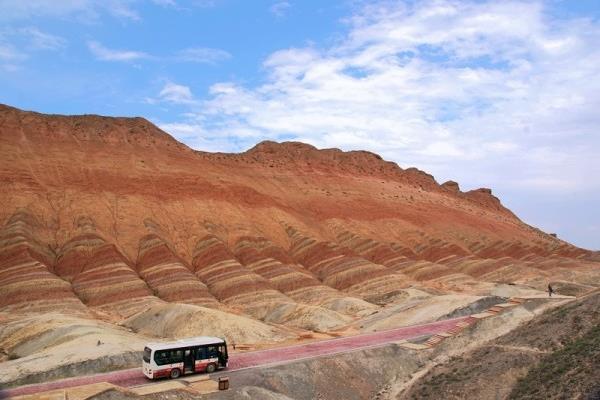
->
[142, 336, 228, 379]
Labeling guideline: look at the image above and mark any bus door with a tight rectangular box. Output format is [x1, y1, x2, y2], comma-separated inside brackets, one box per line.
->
[217, 344, 227, 366]
[195, 347, 206, 372]
[184, 349, 194, 373]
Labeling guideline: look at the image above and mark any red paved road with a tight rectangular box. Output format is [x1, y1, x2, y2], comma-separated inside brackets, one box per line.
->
[2, 316, 471, 398]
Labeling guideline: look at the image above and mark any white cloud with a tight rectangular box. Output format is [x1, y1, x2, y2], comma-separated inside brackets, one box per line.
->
[0, 0, 91, 20]
[0, 0, 141, 22]
[0, 42, 26, 61]
[0, 27, 65, 70]
[161, 0, 600, 197]
[191, 0, 217, 7]
[87, 42, 230, 65]
[176, 47, 231, 64]
[20, 27, 66, 50]
[158, 82, 197, 104]
[87, 40, 149, 61]
[270, 1, 291, 17]
[157, 122, 240, 152]
[152, 0, 177, 6]
[106, 0, 140, 21]
[418, 141, 465, 158]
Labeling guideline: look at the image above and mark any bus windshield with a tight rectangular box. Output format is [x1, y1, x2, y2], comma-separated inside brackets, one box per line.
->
[143, 347, 151, 363]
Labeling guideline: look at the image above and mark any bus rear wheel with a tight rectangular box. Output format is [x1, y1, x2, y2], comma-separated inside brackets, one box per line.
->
[170, 368, 181, 379]
[206, 363, 216, 373]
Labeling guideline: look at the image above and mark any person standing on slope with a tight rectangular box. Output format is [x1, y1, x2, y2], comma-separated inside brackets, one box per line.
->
[548, 283, 554, 297]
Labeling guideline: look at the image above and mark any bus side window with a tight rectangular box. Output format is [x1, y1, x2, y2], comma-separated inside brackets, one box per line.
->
[218, 345, 226, 356]
[196, 347, 206, 359]
[207, 346, 217, 357]
[155, 350, 169, 365]
[171, 350, 183, 363]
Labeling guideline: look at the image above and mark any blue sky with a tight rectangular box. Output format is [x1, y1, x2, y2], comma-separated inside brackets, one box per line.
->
[1, 0, 599, 250]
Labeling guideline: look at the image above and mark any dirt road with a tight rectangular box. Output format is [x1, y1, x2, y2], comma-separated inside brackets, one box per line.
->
[2, 316, 472, 398]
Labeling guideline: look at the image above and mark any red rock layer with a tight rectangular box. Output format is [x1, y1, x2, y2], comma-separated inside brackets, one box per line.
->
[336, 231, 413, 269]
[436, 255, 514, 278]
[470, 240, 546, 260]
[389, 259, 455, 281]
[233, 237, 357, 306]
[191, 235, 291, 308]
[548, 244, 589, 258]
[412, 237, 470, 262]
[54, 221, 158, 316]
[287, 228, 413, 304]
[337, 230, 599, 296]
[136, 234, 219, 307]
[0, 211, 88, 314]
[335, 231, 460, 282]
[234, 236, 295, 264]
[511, 255, 600, 286]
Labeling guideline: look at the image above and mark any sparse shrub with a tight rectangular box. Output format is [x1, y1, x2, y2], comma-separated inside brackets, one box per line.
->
[509, 324, 600, 399]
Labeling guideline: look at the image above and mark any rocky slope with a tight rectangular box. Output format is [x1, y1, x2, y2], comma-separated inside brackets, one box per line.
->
[398, 291, 600, 400]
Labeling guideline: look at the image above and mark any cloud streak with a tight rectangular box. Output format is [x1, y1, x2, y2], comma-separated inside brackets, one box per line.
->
[87, 42, 232, 65]
[0, 27, 66, 70]
[158, 82, 197, 104]
[87, 40, 149, 61]
[176, 47, 231, 64]
[20, 27, 66, 50]
[270, 1, 291, 18]
[0, 0, 141, 22]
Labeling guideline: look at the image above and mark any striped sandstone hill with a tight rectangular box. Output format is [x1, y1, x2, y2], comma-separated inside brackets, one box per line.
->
[287, 227, 414, 305]
[233, 236, 376, 315]
[0, 210, 88, 315]
[136, 233, 219, 308]
[54, 218, 160, 318]
[192, 235, 352, 330]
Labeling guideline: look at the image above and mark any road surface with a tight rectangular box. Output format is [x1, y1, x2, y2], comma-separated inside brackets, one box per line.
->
[2, 315, 473, 398]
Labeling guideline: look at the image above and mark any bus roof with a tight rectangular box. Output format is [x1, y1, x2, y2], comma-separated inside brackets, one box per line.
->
[145, 336, 225, 351]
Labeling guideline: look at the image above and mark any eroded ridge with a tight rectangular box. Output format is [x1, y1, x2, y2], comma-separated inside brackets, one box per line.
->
[192, 234, 352, 330]
[335, 231, 497, 294]
[470, 254, 599, 293]
[287, 227, 413, 305]
[191, 234, 294, 314]
[338, 231, 539, 288]
[136, 233, 219, 308]
[412, 237, 470, 262]
[336, 231, 413, 269]
[335, 231, 455, 281]
[0, 211, 88, 315]
[470, 240, 548, 260]
[437, 255, 556, 286]
[233, 236, 376, 316]
[546, 242, 591, 258]
[54, 218, 159, 318]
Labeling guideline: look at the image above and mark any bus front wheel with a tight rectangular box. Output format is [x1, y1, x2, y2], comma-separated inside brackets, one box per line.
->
[206, 363, 216, 373]
[170, 368, 181, 379]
